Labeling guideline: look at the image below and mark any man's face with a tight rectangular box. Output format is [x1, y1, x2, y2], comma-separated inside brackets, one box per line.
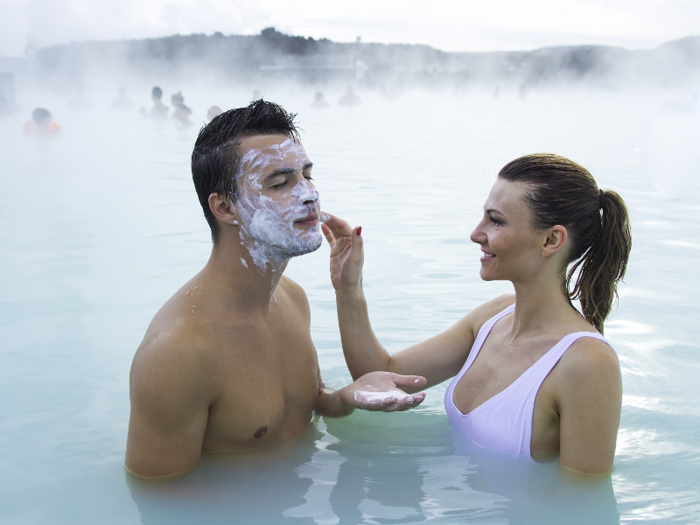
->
[232, 134, 323, 268]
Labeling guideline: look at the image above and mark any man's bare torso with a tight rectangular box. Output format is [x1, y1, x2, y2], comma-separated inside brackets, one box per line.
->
[129, 273, 321, 454]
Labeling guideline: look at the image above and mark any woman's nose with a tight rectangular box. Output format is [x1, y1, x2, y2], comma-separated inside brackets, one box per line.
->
[470, 220, 485, 244]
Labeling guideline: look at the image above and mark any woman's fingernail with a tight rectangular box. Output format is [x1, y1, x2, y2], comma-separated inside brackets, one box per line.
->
[356, 226, 362, 236]
[414, 378, 420, 384]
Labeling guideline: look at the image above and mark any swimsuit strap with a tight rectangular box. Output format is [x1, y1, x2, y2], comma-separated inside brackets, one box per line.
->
[518, 331, 614, 453]
[445, 304, 515, 406]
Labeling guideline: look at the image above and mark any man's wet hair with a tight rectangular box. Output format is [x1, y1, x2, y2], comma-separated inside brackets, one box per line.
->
[152, 86, 163, 99]
[191, 99, 299, 242]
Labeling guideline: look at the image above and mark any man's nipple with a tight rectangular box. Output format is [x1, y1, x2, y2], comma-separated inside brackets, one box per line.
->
[253, 426, 268, 439]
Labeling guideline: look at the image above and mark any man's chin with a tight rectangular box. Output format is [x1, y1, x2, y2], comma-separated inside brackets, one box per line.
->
[285, 235, 323, 258]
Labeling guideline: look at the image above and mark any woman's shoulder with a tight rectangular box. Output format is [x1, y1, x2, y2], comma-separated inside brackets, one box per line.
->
[556, 334, 620, 386]
[454, 294, 515, 337]
[469, 294, 515, 324]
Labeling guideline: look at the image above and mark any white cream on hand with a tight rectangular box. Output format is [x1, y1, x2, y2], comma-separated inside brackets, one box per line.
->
[353, 390, 415, 409]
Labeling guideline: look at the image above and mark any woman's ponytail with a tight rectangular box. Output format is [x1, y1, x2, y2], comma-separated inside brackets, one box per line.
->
[567, 190, 631, 333]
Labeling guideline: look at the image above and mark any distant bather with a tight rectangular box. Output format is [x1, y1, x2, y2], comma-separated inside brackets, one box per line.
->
[311, 91, 329, 109]
[171, 91, 193, 127]
[150, 86, 168, 119]
[24, 108, 61, 135]
[112, 87, 134, 111]
[207, 106, 223, 121]
[338, 85, 361, 107]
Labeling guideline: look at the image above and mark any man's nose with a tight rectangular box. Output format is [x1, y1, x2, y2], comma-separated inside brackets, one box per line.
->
[297, 181, 319, 204]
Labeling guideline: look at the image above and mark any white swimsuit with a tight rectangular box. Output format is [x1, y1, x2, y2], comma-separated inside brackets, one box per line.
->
[444, 304, 614, 456]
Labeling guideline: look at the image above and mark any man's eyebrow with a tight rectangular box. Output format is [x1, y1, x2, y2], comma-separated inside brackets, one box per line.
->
[264, 162, 314, 181]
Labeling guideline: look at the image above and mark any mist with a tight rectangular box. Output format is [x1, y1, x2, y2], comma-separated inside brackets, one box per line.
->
[0, 27, 698, 126]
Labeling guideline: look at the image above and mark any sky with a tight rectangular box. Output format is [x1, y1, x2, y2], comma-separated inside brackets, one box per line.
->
[1, 0, 698, 57]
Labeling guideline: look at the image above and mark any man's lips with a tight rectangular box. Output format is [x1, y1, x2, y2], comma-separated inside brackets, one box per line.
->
[294, 213, 319, 227]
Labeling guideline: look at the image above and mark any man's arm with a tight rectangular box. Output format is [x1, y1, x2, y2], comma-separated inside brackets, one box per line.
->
[125, 333, 213, 479]
[556, 338, 622, 475]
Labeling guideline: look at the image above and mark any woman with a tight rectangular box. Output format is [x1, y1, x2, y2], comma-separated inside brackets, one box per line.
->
[322, 153, 631, 475]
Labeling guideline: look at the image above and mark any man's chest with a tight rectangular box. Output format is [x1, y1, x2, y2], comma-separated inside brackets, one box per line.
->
[200, 324, 321, 451]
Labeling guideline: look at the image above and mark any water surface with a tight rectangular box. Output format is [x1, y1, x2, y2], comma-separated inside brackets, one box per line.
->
[1, 87, 699, 523]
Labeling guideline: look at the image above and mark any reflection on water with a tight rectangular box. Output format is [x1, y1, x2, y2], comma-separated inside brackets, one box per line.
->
[128, 426, 324, 524]
[126, 413, 619, 524]
[1, 87, 700, 523]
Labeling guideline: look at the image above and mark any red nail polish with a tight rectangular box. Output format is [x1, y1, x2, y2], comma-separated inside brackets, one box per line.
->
[356, 227, 362, 236]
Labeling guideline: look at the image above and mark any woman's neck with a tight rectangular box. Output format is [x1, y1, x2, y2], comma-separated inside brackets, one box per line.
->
[508, 272, 581, 338]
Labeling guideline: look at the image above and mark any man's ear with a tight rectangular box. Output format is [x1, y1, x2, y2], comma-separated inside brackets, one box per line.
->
[542, 225, 568, 258]
[208, 193, 239, 226]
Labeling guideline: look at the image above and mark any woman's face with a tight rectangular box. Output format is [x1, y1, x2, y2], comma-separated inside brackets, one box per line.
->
[470, 178, 548, 283]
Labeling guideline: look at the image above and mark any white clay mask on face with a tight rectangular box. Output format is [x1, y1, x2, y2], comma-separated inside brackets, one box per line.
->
[232, 137, 323, 271]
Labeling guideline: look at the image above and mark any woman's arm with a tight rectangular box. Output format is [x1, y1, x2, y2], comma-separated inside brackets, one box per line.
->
[322, 214, 512, 389]
[556, 338, 622, 475]
[314, 371, 428, 416]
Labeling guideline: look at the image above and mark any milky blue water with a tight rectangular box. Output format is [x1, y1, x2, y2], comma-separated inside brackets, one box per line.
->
[1, 86, 699, 524]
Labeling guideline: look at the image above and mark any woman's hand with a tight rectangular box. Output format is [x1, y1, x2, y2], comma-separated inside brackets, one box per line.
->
[321, 213, 364, 291]
[339, 371, 427, 412]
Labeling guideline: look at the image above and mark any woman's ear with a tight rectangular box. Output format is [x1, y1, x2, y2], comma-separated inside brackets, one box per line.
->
[542, 225, 568, 258]
[208, 193, 239, 226]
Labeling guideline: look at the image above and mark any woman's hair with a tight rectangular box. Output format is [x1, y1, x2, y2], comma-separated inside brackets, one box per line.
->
[498, 153, 631, 333]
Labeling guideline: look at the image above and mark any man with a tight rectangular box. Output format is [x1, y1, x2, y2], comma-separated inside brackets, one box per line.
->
[125, 100, 426, 479]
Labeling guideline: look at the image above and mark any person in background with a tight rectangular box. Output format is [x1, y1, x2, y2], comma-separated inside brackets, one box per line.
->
[323, 153, 631, 475]
[0, 95, 10, 116]
[171, 91, 193, 127]
[68, 84, 93, 112]
[338, 85, 361, 107]
[23, 108, 61, 135]
[311, 91, 329, 109]
[111, 87, 133, 110]
[207, 105, 222, 121]
[149, 86, 168, 119]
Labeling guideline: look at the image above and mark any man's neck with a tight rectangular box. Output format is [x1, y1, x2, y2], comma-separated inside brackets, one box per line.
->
[203, 233, 289, 314]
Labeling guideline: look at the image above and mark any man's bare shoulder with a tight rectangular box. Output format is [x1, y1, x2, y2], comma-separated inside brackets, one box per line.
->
[277, 275, 311, 318]
[132, 279, 220, 388]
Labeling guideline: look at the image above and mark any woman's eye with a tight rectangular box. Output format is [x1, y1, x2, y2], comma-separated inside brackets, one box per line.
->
[271, 180, 288, 189]
[489, 216, 502, 225]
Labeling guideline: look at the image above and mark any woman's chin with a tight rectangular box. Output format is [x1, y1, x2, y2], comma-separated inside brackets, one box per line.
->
[479, 269, 493, 281]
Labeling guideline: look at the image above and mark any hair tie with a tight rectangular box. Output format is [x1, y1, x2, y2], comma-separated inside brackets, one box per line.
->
[598, 189, 605, 209]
